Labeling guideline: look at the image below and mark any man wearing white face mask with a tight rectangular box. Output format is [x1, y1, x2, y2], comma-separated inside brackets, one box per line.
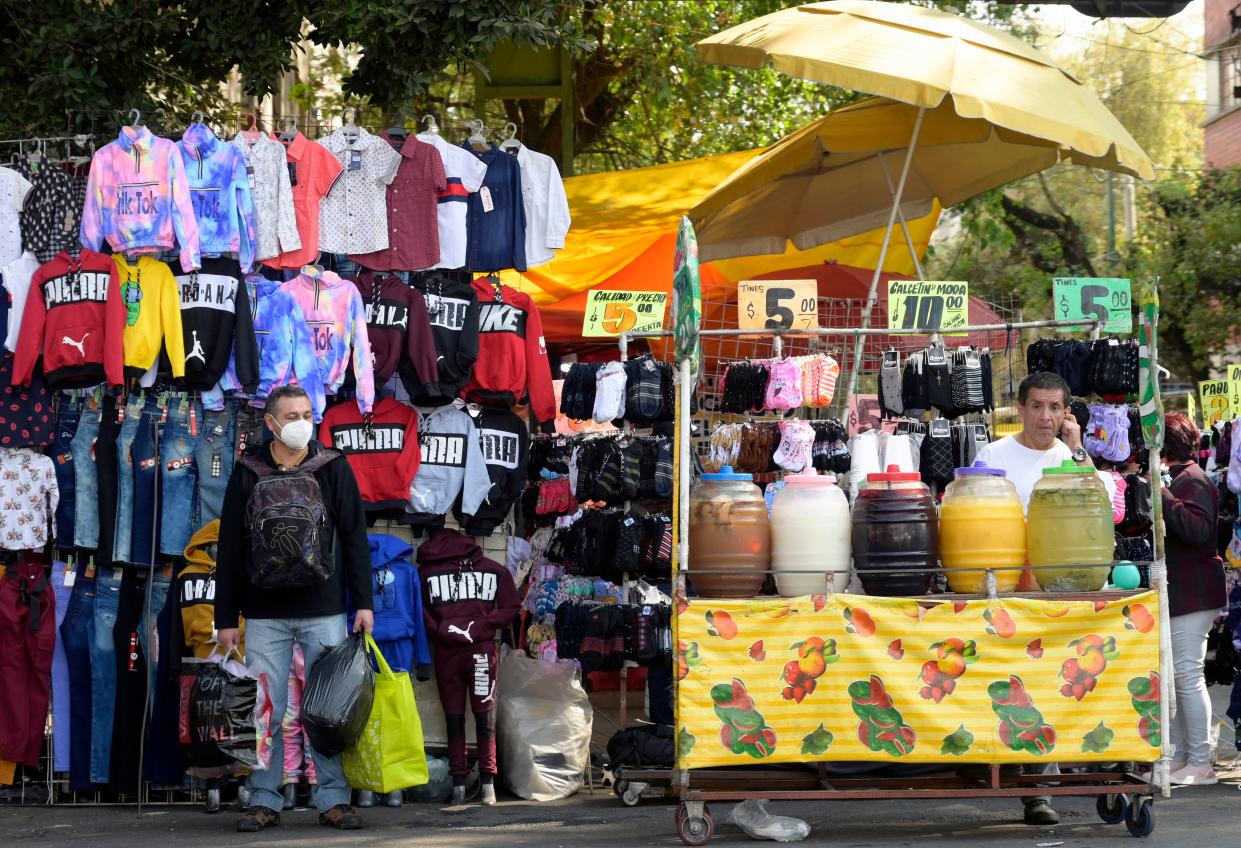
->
[215, 385, 374, 833]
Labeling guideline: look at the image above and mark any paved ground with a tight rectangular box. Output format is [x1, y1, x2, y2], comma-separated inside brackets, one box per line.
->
[2, 778, 1235, 847]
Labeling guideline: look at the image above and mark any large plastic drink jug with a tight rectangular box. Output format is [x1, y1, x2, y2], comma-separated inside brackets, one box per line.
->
[939, 461, 1025, 593]
[851, 465, 938, 596]
[688, 466, 770, 598]
[771, 472, 852, 596]
[1027, 459, 1113, 592]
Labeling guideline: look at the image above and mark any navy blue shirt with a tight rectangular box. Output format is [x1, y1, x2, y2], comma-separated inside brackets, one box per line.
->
[461, 144, 527, 273]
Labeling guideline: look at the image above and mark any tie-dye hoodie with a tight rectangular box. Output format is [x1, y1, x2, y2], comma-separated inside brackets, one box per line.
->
[208, 275, 327, 419]
[80, 126, 201, 272]
[280, 270, 374, 413]
[177, 124, 257, 273]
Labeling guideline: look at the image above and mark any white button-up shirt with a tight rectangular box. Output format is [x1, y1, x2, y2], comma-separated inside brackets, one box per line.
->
[418, 132, 488, 270]
[231, 133, 302, 262]
[514, 144, 570, 268]
[318, 127, 402, 255]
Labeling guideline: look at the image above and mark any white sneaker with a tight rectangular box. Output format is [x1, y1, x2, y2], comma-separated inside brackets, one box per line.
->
[1169, 764, 1218, 786]
[480, 784, 496, 806]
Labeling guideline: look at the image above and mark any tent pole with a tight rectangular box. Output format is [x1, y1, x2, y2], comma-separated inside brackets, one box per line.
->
[877, 151, 927, 280]
[841, 105, 925, 429]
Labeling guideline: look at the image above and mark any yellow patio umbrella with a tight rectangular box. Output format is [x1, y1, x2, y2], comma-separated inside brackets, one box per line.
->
[689, 95, 1143, 264]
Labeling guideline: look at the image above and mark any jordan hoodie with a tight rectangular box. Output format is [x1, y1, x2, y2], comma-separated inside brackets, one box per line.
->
[177, 123, 257, 273]
[12, 249, 125, 389]
[417, 528, 520, 647]
[281, 270, 375, 413]
[402, 271, 480, 405]
[455, 406, 529, 537]
[174, 257, 259, 391]
[464, 278, 555, 423]
[352, 270, 438, 386]
[351, 533, 432, 679]
[321, 395, 420, 504]
[80, 125, 201, 272]
[112, 255, 185, 379]
[407, 402, 490, 525]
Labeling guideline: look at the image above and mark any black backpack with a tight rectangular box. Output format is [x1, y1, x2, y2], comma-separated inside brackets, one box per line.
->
[241, 450, 338, 588]
[1119, 472, 1152, 537]
[607, 724, 675, 769]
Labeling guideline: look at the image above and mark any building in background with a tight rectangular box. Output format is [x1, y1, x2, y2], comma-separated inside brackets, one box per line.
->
[1205, 0, 1241, 165]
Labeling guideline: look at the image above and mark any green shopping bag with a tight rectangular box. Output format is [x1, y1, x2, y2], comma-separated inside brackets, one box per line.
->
[342, 635, 429, 793]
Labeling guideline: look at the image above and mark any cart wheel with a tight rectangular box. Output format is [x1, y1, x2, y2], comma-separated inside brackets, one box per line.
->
[613, 779, 627, 798]
[1125, 796, 1154, 838]
[676, 802, 715, 846]
[1096, 792, 1128, 824]
[618, 781, 642, 807]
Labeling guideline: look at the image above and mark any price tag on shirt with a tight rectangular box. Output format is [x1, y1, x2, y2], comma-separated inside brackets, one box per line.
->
[349, 150, 362, 171]
[479, 186, 494, 213]
[246, 164, 256, 189]
[737, 280, 818, 331]
[886, 281, 969, 333]
[287, 161, 298, 187]
[1052, 277, 1132, 334]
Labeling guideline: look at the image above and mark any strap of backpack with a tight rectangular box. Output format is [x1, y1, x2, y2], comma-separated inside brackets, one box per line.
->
[240, 453, 275, 479]
[299, 447, 341, 475]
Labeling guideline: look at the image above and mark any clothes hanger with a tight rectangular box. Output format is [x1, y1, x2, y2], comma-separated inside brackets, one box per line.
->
[466, 119, 490, 152]
[278, 117, 298, 143]
[385, 109, 408, 140]
[420, 115, 439, 135]
[499, 122, 521, 154]
[341, 107, 360, 141]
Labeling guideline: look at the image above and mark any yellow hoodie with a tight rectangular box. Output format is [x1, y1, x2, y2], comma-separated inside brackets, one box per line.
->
[179, 520, 244, 659]
[112, 255, 185, 379]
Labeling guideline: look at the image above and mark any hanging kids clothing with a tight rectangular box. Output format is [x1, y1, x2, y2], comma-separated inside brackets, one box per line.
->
[177, 122, 257, 272]
[406, 402, 489, 526]
[352, 269, 438, 387]
[403, 271, 480, 404]
[231, 131, 302, 264]
[263, 131, 343, 269]
[111, 255, 185, 380]
[460, 144, 525, 272]
[464, 277, 555, 422]
[174, 258, 259, 391]
[349, 133, 445, 272]
[281, 268, 374, 413]
[316, 126, 402, 256]
[416, 131, 487, 271]
[456, 406, 529, 537]
[320, 395, 421, 505]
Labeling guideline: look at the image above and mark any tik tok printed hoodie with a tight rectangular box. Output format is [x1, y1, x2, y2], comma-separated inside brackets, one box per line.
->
[80, 126, 201, 272]
[177, 123, 257, 273]
[406, 402, 489, 526]
[12, 249, 125, 389]
[173, 257, 259, 391]
[281, 270, 375, 413]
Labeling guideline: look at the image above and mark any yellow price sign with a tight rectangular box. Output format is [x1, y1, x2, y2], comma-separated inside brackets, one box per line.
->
[581, 290, 668, 338]
[887, 281, 970, 332]
[737, 280, 818, 331]
[1200, 379, 1231, 427]
[1229, 365, 1241, 416]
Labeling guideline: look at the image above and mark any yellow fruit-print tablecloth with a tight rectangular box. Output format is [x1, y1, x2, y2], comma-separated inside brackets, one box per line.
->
[676, 592, 1161, 768]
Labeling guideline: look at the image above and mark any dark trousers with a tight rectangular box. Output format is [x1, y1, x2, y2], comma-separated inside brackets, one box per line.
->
[0, 562, 56, 766]
[60, 574, 95, 791]
[433, 639, 498, 778]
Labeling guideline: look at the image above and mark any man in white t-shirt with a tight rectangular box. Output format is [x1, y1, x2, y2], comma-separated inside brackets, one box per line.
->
[975, 370, 1114, 828]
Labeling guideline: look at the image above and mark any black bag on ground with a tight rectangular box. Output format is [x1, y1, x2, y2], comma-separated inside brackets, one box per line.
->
[301, 633, 375, 757]
[607, 724, 675, 769]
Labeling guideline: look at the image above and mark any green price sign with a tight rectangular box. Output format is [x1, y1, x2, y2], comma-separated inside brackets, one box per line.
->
[1052, 278, 1133, 334]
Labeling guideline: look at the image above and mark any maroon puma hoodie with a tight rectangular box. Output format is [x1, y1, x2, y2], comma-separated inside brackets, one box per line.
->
[417, 528, 519, 647]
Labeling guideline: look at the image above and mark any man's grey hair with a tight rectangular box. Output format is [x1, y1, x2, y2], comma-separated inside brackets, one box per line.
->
[264, 385, 310, 418]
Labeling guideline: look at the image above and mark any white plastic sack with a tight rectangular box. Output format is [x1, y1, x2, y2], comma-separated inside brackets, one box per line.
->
[730, 799, 811, 842]
[497, 645, 593, 801]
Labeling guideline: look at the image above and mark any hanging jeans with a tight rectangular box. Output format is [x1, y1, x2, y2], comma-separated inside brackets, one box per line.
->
[94, 396, 122, 568]
[194, 406, 236, 527]
[113, 396, 147, 564]
[144, 576, 184, 786]
[51, 560, 73, 772]
[51, 402, 80, 551]
[89, 568, 122, 783]
[0, 561, 56, 766]
[70, 405, 102, 551]
[159, 396, 201, 557]
[243, 615, 351, 814]
[127, 403, 162, 568]
[60, 573, 95, 791]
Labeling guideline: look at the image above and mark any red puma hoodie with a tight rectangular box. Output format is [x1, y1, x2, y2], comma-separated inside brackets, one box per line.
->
[417, 528, 519, 647]
[12, 250, 125, 389]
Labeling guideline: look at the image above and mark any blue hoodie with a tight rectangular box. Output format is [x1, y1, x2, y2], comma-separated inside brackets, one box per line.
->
[350, 533, 432, 680]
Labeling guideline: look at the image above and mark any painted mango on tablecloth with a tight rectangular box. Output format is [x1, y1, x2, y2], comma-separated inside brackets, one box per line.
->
[676, 592, 1161, 768]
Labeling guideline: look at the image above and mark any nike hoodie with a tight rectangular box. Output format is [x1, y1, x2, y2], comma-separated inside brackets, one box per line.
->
[406, 402, 490, 526]
[320, 395, 420, 504]
[464, 278, 555, 423]
[417, 528, 520, 647]
[80, 125, 201, 272]
[177, 520, 246, 660]
[455, 406, 529, 537]
[174, 257, 259, 391]
[350, 533, 432, 679]
[282, 270, 375, 413]
[352, 270, 437, 386]
[402, 271, 480, 405]
[12, 249, 125, 389]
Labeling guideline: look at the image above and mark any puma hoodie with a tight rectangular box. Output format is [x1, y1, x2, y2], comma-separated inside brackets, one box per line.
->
[416, 528, 520, 647]
[406, 402, 490, 526]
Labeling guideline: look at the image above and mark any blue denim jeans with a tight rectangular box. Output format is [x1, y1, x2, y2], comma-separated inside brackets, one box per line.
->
[60, 572, 95, 791]
[243, 615, 351, 813]
[71, 407, 102, 550]
[51, 560, 73, 773]
[325, 253, 359, 279]
[52, 403, 80, 550]
[89, 568, 122, 784]
[127, 403, 162, 567]
[138, 572, 171, 699]
[233, 403, 269, 457]
[159, 396, 201, 557]
[113, 397, 147, 564]
[194, 406, 236, 527]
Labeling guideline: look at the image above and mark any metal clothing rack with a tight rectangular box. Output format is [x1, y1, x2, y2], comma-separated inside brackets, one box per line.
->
[668, 313, 1174, 845]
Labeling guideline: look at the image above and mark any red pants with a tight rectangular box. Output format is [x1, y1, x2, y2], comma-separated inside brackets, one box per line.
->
[433, 639, 497, 778]
[0, 562, 55, 766]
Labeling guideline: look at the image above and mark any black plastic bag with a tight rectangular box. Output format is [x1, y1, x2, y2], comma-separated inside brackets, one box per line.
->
[179, 653, 273, 776]
[301, 633, 375, 757]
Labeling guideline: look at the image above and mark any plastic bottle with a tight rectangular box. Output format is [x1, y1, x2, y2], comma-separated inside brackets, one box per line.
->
[939, 461, 1025, 594]
[688, 466, 770, 598]
[851, 465, 938, 596]
[771, 472, 852, 596]
[1027, 459, 1113, 592]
